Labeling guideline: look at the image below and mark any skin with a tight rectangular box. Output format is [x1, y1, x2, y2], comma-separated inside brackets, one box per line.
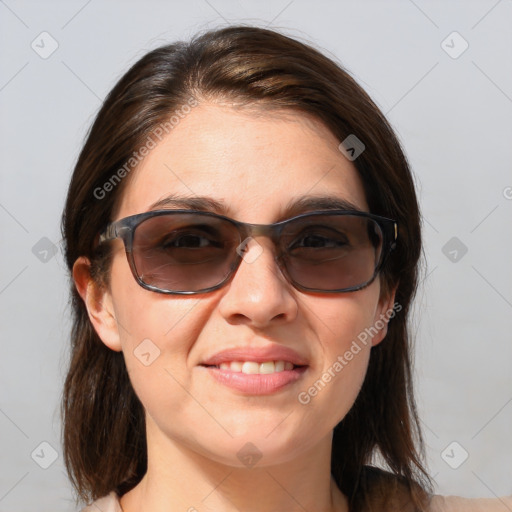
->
[74, 102, 396, 512]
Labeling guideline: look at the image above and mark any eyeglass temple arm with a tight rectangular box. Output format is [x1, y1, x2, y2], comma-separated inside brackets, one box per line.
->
[387, 222, 398, 249]
[98, 222, 121, 244]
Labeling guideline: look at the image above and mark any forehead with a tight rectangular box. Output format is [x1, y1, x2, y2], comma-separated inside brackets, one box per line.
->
[115, 103, 368, 222]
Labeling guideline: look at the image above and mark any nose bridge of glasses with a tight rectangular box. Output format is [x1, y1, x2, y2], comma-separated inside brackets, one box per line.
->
[238, 222, 283, 250]
[231, 222, 286, 272]
[246, 222, 276, 237]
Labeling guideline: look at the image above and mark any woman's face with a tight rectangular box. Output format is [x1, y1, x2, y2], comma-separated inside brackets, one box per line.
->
[79, 102, 395, 467]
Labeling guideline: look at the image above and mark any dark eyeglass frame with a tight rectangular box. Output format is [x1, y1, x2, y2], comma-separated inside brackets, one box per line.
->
[97, 209, 398, 295]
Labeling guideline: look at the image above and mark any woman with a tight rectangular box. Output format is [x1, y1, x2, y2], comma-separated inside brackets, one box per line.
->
[61, 25, 511, 512]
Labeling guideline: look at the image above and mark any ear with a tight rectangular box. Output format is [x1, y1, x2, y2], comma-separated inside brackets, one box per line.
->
[370, 281, 399, 347]
[72, 256, 122, 352]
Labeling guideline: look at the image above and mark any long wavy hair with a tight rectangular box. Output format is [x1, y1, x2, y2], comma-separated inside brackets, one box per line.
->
[61, 25, 432, 511]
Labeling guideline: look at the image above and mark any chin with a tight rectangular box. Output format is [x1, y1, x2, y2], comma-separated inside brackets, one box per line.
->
[197, 428, 316, 468]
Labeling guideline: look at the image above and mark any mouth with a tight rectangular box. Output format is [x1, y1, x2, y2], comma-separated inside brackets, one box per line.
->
[201, 360, 306, 374]
[199, 344, 309, 394]
[199, 361, 309, 395]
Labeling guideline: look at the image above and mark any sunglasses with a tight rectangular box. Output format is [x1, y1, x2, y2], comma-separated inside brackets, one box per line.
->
[97, 209, 398, 295]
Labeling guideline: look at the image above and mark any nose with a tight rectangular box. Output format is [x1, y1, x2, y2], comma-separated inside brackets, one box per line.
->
[218, 237, 298, 328]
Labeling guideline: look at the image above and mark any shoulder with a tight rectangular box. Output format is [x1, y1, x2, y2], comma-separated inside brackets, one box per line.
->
[358, 466, 512, 512]
[79, 476, 512, 512]
[428, 494, 512, 512]
[355, 465, 425, 511]
[80, 491, 122, 512]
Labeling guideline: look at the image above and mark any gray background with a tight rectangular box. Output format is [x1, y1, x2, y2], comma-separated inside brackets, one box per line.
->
[1, 0, 511, 510]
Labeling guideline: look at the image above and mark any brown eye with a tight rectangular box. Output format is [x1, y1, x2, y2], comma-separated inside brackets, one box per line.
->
[292, 233, 347, 249]
[162, 233, 217, 249]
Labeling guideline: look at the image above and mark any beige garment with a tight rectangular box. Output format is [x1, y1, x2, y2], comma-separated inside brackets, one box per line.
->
[81, 491, 512, 511]
[81, 492, 122, 512]
[428, 494, 512, 512]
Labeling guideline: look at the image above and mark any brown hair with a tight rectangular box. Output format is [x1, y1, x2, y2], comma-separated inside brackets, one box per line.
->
[61, 25, 432, 511]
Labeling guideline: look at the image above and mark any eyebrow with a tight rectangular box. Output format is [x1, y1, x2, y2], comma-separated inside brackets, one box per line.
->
[149, 195, 230, 214]
[283, 195, 364, 218]
[148, 194, 365, 220]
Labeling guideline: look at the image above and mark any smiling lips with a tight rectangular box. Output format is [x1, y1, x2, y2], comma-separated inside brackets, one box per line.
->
[200, 345, 309, 395]
[201, 344, 309, 367]
[214, 360, 295, 374]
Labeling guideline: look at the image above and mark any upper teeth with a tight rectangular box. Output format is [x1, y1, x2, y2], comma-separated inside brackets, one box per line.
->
[217, 361, 295, 374]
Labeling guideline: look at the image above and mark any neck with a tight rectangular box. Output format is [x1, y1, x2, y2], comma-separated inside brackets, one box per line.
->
[119, 415, 348, 512]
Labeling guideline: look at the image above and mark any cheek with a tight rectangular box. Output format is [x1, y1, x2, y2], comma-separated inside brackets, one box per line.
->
[297, 293, 378, 424]
[313, 292, 378, 357]
[109, 251, 204, 347]
[108, 254, 216, 405]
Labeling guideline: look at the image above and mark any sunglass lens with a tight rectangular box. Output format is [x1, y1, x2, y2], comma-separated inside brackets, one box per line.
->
[281, 214, 383, 291]
[132, 213, 240, 292]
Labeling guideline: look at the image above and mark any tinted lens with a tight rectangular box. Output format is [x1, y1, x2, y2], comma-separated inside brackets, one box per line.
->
[129, 212, 387, 293]
[280, 214, 384, 291]
[132, 213, 240, 292]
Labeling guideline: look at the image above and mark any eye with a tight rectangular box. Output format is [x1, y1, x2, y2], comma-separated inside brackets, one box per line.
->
[161, 231, 223, 249]
[163, 233, 211, 248]
[293, 233, 347, 248]
[288, 227, 349, 250]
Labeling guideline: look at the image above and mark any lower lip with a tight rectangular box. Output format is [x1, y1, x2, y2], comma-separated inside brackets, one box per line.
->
[201, 365, 308, 395]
